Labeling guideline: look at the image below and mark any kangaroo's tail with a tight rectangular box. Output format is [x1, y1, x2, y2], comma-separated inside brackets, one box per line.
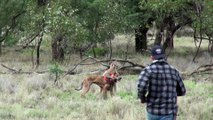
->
[75, 82, 83, 91]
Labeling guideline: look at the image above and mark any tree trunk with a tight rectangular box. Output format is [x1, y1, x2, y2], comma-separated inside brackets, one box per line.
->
[163, 27, 174, 50]
[52, 38, 58, 60]
[51, 33, 65, 61]
[36, 4, 45, 68]
[163, 17, 176, 50]
[154, 18, 168, 46]
[92, 46, 96, 58]
[135, 26, 148, 52]
[36, 37, 42, 68]
[37, 0, 48, 6]
[0, 29, 2, 55]
[163, 32, 174, 50]
[206, 33, 213, 53]
[154, 28, 164, 45]
[208, 40, 213, 53]
[79, 49, 83, 60]
[0, 42, 2, 55]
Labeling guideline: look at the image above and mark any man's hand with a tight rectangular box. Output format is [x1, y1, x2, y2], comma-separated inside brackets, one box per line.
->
[137, 95, 146, 103]
[140, 98, 146, 103]
[139, 96, 146, 103]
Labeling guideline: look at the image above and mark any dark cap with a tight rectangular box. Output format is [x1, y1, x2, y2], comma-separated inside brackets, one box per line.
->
[151, 45, 165, 59]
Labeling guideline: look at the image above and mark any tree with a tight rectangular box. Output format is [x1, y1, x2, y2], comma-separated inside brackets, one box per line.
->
[139, 0, 195, 50]
[16, 0, 48, 68]
[189, 0, 213, 60]
[0, 0, 25, 55]
[123, 0, 154, 52]
[1, 0, 212, 63]
[68, 0, 128, 59]
[46, 0, 76, 61]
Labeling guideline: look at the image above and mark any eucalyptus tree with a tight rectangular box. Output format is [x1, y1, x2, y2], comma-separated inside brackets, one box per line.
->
[203, 0, 213, 53]
[21, 0, 128, 62]
[115, 0, 194, 52]
[46, 0, 77, 61]
[187, 0, 213, 60]
[135, 0, 212, 53]
[69, 0, 128, 59]
[0, 0, 48, 68]
[121, 0, 154, 52]
[0, 0, 25, 55]
[17, 0, 48, 68]
[138, 0, 195, 50]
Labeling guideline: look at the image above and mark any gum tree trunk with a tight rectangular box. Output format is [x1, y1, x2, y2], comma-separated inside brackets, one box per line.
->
[135, 26, 148, 52]
[51, 33, 65, 61]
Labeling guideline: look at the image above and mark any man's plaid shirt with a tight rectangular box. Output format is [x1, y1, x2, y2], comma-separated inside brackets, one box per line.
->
[137, 59, 186, 115]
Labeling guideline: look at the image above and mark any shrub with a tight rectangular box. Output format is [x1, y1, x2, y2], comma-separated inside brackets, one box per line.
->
[85, 47, 107, 57]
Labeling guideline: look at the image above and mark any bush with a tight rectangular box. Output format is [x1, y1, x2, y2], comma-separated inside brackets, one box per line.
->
[85, 47, 107, 57]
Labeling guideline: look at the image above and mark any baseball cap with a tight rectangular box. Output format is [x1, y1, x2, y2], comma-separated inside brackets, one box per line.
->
[151, 45, 165, 59]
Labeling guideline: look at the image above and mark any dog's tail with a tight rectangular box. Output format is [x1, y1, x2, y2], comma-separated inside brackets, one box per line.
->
[75, 82, 83, 91]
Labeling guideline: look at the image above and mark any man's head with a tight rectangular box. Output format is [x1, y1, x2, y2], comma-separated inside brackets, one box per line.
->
[151, 45, 165, 60]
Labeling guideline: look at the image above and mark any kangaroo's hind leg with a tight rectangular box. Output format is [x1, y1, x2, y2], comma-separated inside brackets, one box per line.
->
[80, 79, 92, 97]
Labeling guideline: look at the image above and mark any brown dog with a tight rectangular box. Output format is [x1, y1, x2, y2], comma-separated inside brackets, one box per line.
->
[75, 74, 121, 99]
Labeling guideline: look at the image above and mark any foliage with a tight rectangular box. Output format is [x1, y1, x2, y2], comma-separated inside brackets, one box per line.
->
[0, 0, 212, 60]
[191, 0, 213, 36]
[46, 0, 77, 34]
[67, 0, 130, 49]
[0, 0, 25, 48]
[0, 0, 25, 29]
[4, 34, 19, 46]
[49, 63, 63, 84]
[138, 0, 213, 34]
[85, 47, 107, 57]
[49, 63, 63, 75]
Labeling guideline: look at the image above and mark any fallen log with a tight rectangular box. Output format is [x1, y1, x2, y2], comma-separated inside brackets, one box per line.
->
[1, 64, 22, 73]
[190, 64, 213, 75]
[64, 56, 145, 77]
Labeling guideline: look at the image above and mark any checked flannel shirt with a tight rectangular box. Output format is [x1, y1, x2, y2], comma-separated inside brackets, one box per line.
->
[137, 59, 186, 115]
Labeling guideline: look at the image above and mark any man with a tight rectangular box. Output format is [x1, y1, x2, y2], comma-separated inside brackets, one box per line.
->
[137, 45, 186, 120]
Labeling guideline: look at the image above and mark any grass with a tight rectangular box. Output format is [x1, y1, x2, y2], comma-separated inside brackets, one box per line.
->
[0, 73, 212, 120]
[0, 36, 212, 120]
[178, 81, 213, 120]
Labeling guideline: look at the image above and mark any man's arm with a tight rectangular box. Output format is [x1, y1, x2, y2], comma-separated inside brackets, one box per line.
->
[176, 72, 186, 96]
[137, 68, 150, 103]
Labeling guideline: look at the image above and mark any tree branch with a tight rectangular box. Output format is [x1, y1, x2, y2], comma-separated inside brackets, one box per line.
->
[1, 64, 22, 73]
[0, 11, 26, 42]
[190, 64, 213, 75]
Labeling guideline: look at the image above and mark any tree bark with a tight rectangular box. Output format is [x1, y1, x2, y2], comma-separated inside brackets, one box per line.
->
[135, 26, 148, 52]
[154, 19, 167, 46]
[163, 17, 176, 50]
[92, 45, 97, 58]
[36, 37, 42, 68]
[37, 0, 48, 6]
[51, 33, 65, 61]
[0, 42, 2, 55]
[0, 29, 2, 55]
[154, 28, 164, 45]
